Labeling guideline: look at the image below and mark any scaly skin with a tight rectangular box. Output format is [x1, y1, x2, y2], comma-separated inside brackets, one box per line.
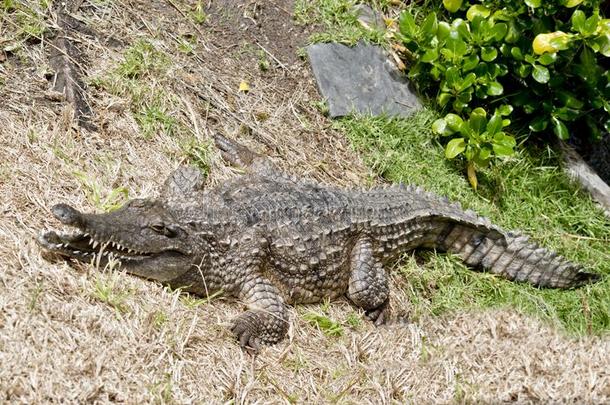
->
[38, 134, 601, 350]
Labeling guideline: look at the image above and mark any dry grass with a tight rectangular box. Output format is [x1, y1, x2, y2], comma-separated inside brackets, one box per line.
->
[1, 1, 609, 403]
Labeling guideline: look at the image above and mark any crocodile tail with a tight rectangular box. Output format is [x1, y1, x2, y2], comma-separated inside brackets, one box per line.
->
[434, 219, 601, 288]
[368, 185, 600, 288]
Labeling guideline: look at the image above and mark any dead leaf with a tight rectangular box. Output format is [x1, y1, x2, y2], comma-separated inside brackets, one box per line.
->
[390, 50, 406, 71]
[238, 80, 250, 93]
[467, 161, 478, 190]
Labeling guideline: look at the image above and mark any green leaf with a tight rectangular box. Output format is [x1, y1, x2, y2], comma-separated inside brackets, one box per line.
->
[486, 81, 504, 96]
[445, 32, 468, 58]
[492, 142, 515, 157]
[499, 43, 511, 57]
[481, 46, 498, 62]
[474, 62, 488, 77]
[497, 104, 513, 116]
[479, 146, 492, 160]
[421, 48, 439, 62]
[445, 113, 464, 131]
[432, 118, 451, 136]
[492, 133, 516, 156]
[443, 0, 463, 13]
[399, 11, 417, 37]
[466, 5, 490, 21]
[475, 146, 492, 166]
[532, 65, 550, 83]
[437, 21, 451, 40]
[456, 89, 473, 103]
[551, 116, 570, 140]
[553, 107, 580, 121]
[445, 137, 466, 158]
[445, 66, 460, 87]
[462, 54, 479, 71]
[457, 72, 476, 91]
[487, 112, 503, 134]
[517, 64, 531, 78]
[595, 33, 610, 57]
[584, 13, 600, 36]
[491, 23, 508, 41]
[529, 115, 549, 131]
[421, 13, 438, 39]
[453, 99, 468, 112]
[505, 20, 520, 43]
[557, 91, 584, 109]
[524, 0, 541, 8]
[571, 10, 586, 34]
[469, 107, 487, 134]
[573, 46, 601, 84]
[437, 92, 453, 107]
[538, 53, 557, 65]
[510, 47, 524, 60]
[452, 18, 471, 40]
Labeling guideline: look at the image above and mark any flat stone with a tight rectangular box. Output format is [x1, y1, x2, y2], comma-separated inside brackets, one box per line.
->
[353, 4, 385, 30]
[307, 42, 420, 118]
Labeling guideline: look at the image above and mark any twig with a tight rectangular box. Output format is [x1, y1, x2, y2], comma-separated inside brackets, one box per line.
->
[164, 0, 212, 52]
[256, 42, 287, 70]
[562, 233, 609, 242]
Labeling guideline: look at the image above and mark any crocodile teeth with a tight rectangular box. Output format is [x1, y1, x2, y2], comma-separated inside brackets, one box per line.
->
[92, 240, 99, 249]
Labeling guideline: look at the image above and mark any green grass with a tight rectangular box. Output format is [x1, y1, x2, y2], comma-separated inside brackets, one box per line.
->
[340, 108, 610, 335]
[303, 311, 345, 337]
[294, 0, 386, 45]
[72, 170, 129, 212]
[89, 40, 178, 138]
[1, 1, 48, 41]
[180, 138, 213, 178]
[90, 272, 132, 314]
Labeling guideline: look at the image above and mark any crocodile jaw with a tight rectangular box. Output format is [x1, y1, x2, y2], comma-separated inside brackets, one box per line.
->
[37, 229, 194, 282]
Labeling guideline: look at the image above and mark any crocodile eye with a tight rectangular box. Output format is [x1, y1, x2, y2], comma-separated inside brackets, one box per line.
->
[150, 222, 178, 238]
[150, 223, 166, 234]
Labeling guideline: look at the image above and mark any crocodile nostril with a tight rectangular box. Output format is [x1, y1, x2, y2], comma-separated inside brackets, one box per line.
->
[51, 204, 83, 226]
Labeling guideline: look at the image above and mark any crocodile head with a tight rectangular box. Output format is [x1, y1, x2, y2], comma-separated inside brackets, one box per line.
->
[38, 199, 202, 282]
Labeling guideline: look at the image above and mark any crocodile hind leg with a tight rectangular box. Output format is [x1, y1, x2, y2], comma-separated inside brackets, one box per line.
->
[347, 236, 390, 325]
[213, 132, 274, 173]
[232, 273, 289, 351]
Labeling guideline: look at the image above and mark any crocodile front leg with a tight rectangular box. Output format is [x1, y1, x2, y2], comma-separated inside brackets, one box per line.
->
[347, 236, 390, 325]
[232, 273, 289, 350]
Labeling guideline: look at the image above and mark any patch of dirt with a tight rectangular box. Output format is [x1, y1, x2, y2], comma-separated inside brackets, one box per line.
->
[0, 0, 609, 403]
[205, 0, 317, 66]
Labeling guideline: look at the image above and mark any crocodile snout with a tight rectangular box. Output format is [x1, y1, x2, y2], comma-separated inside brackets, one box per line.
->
[51, 204, 84, 227]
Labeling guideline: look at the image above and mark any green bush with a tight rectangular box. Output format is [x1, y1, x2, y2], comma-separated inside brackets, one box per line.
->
[398, 0, 610, 186]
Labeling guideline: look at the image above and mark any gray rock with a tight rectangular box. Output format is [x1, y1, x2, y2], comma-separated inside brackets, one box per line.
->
[561, 143, 610, 217]
[353, 4, 385, 30]
[307, 42, 421, 118]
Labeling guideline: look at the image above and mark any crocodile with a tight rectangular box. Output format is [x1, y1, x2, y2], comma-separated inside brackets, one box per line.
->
[38, 134, 601, 350]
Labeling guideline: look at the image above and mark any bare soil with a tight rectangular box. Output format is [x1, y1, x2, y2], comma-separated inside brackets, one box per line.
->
[0, 0, 608, 403]
[205, 0, 318, 66]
